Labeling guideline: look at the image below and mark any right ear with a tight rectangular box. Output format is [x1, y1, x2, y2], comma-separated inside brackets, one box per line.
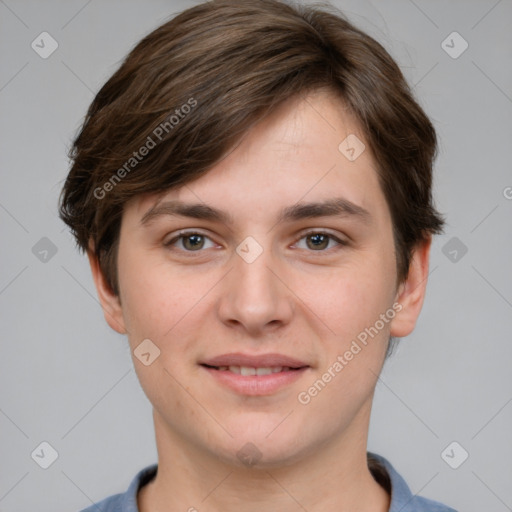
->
[86, 240, 127, 335]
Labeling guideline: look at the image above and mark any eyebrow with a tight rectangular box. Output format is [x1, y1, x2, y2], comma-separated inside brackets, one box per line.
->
[140, 197, 371, 227]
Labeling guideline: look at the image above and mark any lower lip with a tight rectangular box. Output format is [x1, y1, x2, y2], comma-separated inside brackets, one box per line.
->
[201, 365, 309, 396]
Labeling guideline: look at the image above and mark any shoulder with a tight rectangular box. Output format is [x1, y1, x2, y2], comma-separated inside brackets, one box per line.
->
[78, 464, 158, 512]
[404, 494, 458, 512]
[368, 452, 458, 512]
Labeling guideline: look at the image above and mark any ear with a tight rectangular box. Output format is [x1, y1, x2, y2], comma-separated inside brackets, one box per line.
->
[389, 236, 432, 338]
[86, 240, 127, 335]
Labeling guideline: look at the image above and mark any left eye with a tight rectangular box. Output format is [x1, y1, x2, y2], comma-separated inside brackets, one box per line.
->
[294, 231, 345, 251]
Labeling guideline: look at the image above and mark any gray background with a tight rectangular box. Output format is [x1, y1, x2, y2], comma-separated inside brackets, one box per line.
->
[1, 0, 511, 510]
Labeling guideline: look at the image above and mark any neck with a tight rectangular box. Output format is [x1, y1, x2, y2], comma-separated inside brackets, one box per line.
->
[138, 404, 390, 512]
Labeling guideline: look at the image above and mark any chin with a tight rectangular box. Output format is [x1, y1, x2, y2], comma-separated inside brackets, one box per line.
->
[212, 419, 316, 469]
[216, 441, 306, 470]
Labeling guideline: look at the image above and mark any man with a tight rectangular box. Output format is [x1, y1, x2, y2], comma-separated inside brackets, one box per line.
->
[59, 1, 456, 510]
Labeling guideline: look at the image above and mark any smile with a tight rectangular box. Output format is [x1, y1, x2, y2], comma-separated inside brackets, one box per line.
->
[200, 364, 309, 396]
[204, 365, 302, 375]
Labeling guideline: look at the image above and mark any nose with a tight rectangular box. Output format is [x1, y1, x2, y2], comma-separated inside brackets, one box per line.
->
[216, 238, 294, 337]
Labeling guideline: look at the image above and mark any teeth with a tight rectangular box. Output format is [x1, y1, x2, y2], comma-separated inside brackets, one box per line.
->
[256, 367, 272, 375]
[221, 366, 286, 375]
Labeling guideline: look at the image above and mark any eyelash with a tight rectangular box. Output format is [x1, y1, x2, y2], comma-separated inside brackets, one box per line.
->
[163, 229, 348, 254]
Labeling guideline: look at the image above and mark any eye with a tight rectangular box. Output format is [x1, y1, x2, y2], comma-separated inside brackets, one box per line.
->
[164, 229, 347, 254]
[294, 230, 347, 251]
[164, 231, 217, 252]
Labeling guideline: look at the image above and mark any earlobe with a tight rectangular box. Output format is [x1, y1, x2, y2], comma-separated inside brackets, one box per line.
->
[86, 241, 127, 335]
[389, 237, 432, 338]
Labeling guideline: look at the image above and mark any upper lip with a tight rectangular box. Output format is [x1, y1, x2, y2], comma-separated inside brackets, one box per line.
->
[200, 353, 309, 368]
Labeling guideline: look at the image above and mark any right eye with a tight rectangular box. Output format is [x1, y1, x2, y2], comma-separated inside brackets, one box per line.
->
[164, 231, 217, 252]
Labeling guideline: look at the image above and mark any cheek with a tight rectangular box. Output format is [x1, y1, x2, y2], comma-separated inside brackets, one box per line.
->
[118, 247, 219, 349]
[315, 255, 396, 342]
[117, 247, 177, 339]
[295, 263, 392, 422]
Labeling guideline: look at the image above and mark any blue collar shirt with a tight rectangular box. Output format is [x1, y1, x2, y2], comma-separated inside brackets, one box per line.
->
[80, 452, 457, 511]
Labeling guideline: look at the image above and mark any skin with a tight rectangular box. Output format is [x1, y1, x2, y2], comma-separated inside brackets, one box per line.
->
[88, 89, 431, 512]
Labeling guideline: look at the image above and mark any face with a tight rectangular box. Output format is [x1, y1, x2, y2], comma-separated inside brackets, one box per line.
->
[91, 89, 430, 468]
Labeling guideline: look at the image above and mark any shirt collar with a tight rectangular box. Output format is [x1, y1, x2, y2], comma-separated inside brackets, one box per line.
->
[118, 452, 440, 512]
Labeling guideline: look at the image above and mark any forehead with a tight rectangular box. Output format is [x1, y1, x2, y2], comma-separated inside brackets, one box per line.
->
[129, 89, 388, 226]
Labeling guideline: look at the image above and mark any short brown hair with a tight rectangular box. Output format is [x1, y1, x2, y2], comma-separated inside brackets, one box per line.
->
[59, 0, 444, 301]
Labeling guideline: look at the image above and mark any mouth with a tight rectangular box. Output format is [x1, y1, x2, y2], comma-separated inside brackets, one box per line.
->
[199, 353, 310, 396]
[201, 364, 306, 376]
[200, 352, 309, 370]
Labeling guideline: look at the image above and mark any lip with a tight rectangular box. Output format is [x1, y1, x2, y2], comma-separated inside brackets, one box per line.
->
[200, 352, 309, 368]
[199, 352, 310, 396]
[201, 365, 309, 396]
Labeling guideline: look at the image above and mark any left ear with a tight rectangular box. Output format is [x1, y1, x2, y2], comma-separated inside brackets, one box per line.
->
[390, 236, 432, 338]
